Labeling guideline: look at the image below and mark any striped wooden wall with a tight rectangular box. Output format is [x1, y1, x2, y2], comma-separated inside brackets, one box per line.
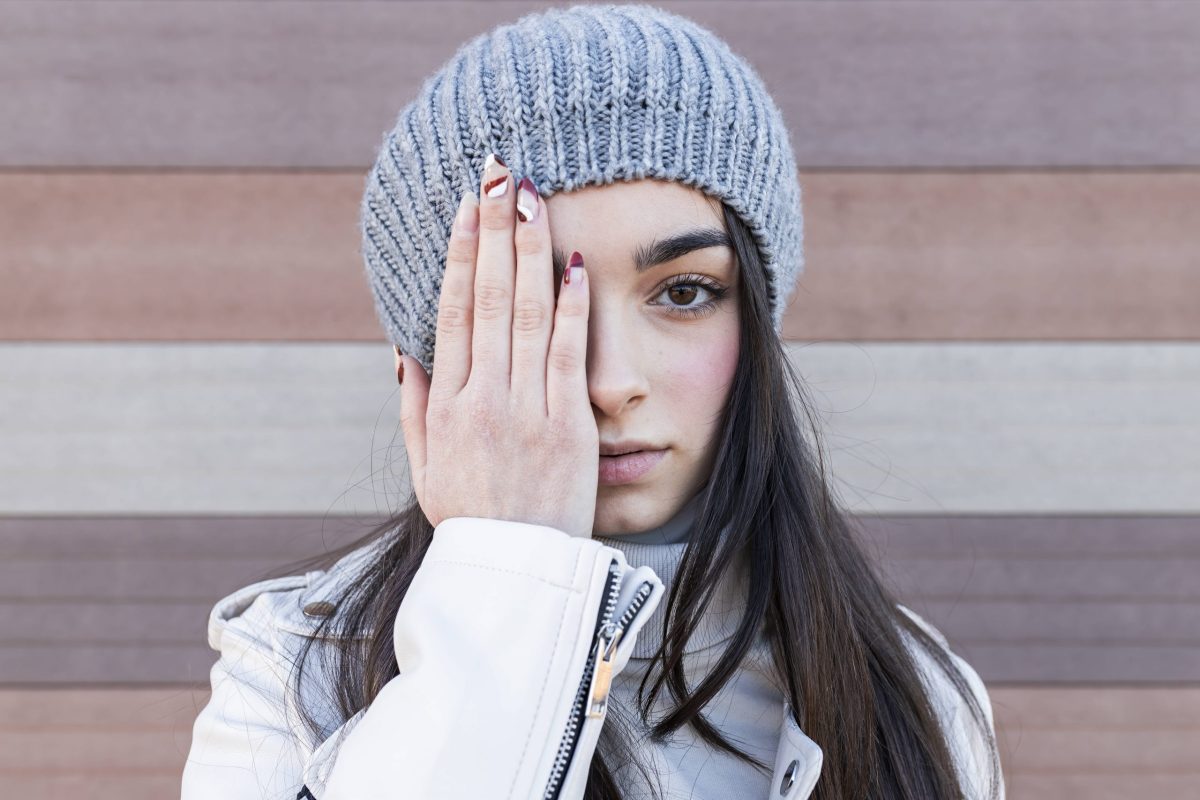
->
[3, 1, 1198, 797]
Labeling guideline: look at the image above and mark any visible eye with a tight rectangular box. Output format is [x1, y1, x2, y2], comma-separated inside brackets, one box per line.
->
[651, 273, 730, 319]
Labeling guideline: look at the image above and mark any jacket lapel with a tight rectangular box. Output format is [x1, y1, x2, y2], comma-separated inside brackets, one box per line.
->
[768, 700, 823, 799]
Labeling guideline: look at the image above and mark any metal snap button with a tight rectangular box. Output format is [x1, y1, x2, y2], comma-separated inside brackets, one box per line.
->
[779, 758, 800, 796]
[302, 600, 337, 617]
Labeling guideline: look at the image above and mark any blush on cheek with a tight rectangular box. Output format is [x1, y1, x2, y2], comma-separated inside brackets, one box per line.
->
[664, 333, 739, 411]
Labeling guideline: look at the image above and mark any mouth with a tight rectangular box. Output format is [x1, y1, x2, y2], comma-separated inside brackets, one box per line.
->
[598, 440, 664, 457]
[598, 448, 668, 485]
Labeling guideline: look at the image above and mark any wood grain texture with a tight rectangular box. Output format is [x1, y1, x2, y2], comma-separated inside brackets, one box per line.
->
[0, 687, 202, 800]
[4, 686, 1200, 800]
[4, 342, 1197, 515]
[3, 1, 1200, 168]
[2, 514, 1196, 684]
[995, 687, 1200, 799]
[1, 0, 1195, 793]
[3, 171, 1199, 341]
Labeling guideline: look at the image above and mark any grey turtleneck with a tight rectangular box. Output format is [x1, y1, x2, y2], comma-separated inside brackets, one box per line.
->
[592, 492, 784, 799]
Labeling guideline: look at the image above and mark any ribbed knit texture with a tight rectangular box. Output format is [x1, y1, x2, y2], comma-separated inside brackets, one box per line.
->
[594, 493, 784, 799]
[360, 2, 805, 376]
[594, 488, 752, 661]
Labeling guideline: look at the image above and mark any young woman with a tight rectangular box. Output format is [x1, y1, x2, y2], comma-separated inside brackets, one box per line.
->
[182, 5, 1004, 800]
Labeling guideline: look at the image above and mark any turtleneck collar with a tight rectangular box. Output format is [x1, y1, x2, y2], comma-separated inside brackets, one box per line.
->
[593, 490, 750, 660]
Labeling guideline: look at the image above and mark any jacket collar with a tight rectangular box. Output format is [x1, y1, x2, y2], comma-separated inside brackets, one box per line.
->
[274, 538, 387, 639]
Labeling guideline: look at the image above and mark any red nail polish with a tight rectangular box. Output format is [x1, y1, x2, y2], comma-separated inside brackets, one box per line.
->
[565, 251, 583, 285]
[516, 176, 539, 223]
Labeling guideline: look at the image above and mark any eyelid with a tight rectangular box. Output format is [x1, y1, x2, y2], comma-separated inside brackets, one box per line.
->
[659, 272, 727, 291]
[652, 272, 730, 319]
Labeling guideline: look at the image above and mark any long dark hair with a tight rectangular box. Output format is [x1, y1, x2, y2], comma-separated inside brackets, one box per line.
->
[273, 198, 1003, 800]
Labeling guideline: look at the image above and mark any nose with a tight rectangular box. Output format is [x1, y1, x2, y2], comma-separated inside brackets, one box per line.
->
[586, 307, 649, 419]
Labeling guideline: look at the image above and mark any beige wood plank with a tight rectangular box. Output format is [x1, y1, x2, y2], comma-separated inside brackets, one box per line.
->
[4, 687, 1200, 800]
[3, 171, 1199, 341]
[785, 172, 1200, 341]
[3, 777, 183, 800]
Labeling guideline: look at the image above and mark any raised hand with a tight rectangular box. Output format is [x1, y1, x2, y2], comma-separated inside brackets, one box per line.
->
[396, 154, 599, 539]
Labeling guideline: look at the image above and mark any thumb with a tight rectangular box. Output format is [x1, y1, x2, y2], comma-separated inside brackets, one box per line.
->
[396, 352, 430, 509]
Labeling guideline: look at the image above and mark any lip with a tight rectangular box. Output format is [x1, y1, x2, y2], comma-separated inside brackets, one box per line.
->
[598, 448, 667, 486]
[599, 439, 662, 457]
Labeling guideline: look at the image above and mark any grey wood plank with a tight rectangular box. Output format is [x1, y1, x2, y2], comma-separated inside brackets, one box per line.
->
[858, 515, 1200, 558]
[912, 600, 1199, 646]
[2, 1, 1199, 167]
[0, 560, 287, 601]
[956, 644, 1199, 684]
[0, 644, 218, 685]
[3, 601, 211, 644]
[0, 515, 382, 559]
[2, 513, 1198, 684]
[881, 559, 1200, 602]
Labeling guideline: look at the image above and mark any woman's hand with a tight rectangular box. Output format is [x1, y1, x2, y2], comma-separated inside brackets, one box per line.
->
[396, 154, 598, 539]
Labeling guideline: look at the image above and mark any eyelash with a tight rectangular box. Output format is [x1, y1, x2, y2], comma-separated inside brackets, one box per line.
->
[654, 273, 730, 319]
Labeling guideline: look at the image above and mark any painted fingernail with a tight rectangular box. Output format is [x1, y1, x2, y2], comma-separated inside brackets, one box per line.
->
[455, 190, 479, 233]
[483, 153, 509, 198]
[564, 251, 584, 285]
[396, 355, 405, 385]
[516, 176, 539, 223]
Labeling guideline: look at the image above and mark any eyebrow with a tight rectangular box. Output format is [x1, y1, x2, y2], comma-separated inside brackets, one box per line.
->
[552, 226, 732, 276]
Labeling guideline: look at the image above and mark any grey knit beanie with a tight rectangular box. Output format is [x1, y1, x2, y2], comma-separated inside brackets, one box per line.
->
[361, 2, 804, 376]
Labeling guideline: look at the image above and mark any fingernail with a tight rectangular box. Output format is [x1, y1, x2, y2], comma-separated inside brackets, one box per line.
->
[483, 153, 509, 198]
[456, 190, 479, 233]
[516, 176, 539, 223]
[564, 251, 584, 285]
[397, 356, 405, 385]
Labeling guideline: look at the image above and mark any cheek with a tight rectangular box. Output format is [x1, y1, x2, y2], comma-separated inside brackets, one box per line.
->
[660, 328, 739, 425]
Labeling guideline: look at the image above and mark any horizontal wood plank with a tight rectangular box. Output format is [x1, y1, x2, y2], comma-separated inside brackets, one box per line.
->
[3, 1, 1199, 167]
[3, 171, 1199, 341]
[2, 514, 1197, 684]
[4, 686, 1200, 800]
[4, 342, 1197, 515]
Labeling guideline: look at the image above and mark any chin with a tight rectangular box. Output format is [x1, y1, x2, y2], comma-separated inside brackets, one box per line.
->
[593, 488, 665, 535]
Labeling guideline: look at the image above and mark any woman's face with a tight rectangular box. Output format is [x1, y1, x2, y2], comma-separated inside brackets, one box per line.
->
[543, 179, 740, 536]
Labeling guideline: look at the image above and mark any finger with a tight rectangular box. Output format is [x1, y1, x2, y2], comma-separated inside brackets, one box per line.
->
[545, 252, 590, 420]
[470, 153, 516, 387]
[430, 189, 479, 397]
[397, 351, 430, 509]
[511, 175, 554, 408]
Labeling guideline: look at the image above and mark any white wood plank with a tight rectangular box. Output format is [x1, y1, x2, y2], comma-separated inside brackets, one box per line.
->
[1, 342, 1197, 514]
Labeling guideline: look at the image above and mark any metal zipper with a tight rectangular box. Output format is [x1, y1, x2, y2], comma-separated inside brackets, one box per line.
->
[542, 557, 656, 800]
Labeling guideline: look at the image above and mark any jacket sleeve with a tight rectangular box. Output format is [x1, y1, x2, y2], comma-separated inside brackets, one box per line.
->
[318, 516, 665, 800]
[181, 574, 316, 800]
[897, 604, 1006, 800]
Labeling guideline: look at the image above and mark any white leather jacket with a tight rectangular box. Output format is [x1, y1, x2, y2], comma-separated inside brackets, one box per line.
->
[181, 516, 1001, 800]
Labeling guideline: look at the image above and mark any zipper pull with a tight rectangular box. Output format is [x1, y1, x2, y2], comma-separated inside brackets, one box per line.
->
[585, 621, 624, 719]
